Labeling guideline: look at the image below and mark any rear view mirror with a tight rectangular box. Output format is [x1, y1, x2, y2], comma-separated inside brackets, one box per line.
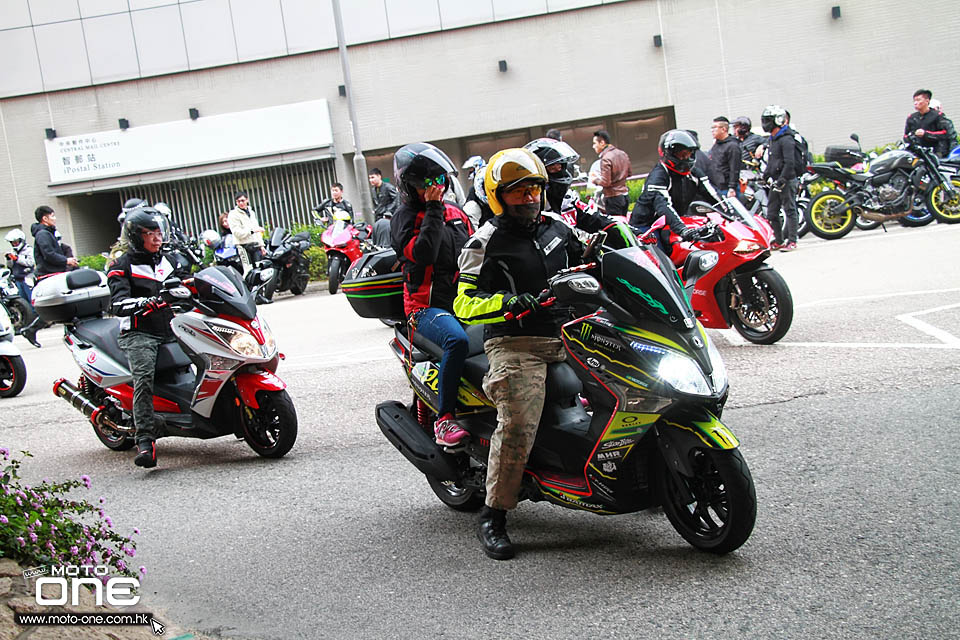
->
[681, 250, 719, 287]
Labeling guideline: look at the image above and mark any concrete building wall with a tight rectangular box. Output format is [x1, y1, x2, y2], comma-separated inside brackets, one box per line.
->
[1, 0, 958, 255]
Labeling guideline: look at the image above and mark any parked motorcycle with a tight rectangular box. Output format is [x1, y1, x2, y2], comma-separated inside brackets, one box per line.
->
[201, 231, 277, 303]
[34, 267, 297, 457]
[0, 302, 26, 397]
[355, 236, 755, 554]
[805, 134, 960, 239]
[644, 197, 793, 345]
[260, 227, 312, 297]
[740, 173, 809, 239]
[0, 267, 36, 333]
[312, 206, 376, 295]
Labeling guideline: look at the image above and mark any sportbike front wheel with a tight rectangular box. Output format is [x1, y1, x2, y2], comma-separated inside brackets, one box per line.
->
[805, 190, 856, 239]
[658, 447, 756, 554]
[926, 178, 960, 223]
[730, 269, 794, 344]
[327, 256, 342, 294]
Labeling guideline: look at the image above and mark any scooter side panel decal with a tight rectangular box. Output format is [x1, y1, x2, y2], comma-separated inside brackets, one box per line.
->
[614, 325, 688, 354]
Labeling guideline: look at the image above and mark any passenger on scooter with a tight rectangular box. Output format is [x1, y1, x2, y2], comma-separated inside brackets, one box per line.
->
[454, 148, 583, 561]
[106, 208, 179, 469]
[390, 143, 474, 448]
[630, 129, 717, 256]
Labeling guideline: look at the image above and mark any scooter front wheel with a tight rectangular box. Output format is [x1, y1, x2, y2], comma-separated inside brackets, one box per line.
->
[243, 389, 297, 458]
[0, 354, 26, 398]
[658, 447, 756, 554]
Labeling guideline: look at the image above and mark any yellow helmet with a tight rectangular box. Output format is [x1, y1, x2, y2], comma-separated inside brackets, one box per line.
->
[483, 148, 548, 216]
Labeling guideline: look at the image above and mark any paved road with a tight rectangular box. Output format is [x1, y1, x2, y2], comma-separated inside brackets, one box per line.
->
[5, 222, 960, 639]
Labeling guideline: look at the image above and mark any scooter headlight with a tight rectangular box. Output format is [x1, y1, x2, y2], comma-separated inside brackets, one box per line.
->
[229, 332, 261, 357]
[259, 268, 276, 283]
[259, 317, 277, 357]
[657, 351, 712, 396]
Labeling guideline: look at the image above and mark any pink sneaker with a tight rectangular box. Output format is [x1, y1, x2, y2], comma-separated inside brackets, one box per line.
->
[770, 241, 784, 251]
[435, 414, 469, 447]
[780, 242, 798, 252]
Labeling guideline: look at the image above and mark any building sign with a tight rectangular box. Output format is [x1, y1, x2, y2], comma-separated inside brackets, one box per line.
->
[44, 99, 333, 185]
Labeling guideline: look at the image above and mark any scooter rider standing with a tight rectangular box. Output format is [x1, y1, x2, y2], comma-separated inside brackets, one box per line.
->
[391, 143, 474, 447]
[630, 130, 718, 255]
[760, 105, 800, 251]
[4, 229, 35, 304]
[454, 148, 582, 560]
[107, 208, 179, 468]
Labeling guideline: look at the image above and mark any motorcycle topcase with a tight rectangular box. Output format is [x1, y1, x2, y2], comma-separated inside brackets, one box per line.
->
[342, 248, 404, 321]
[33, 269, 110, 323]
[824, 144, 861, 168]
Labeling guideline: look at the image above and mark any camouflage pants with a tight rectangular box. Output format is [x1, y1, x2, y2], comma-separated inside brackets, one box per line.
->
[117, 331, 171, 444]
[481, 336, 565, 511]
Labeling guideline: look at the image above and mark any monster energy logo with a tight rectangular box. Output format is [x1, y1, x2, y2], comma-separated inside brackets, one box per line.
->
[580, 324, 592, 341]
[616, 278, 668, 315]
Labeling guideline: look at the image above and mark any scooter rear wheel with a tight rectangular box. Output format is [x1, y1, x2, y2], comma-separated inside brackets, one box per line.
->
[658, 447, 756, 554]
[426, 474, 484, 512]
[243, 389, 298, 458]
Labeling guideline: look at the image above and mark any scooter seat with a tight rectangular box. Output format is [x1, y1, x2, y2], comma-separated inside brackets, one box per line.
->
[73, 317, 190, 372]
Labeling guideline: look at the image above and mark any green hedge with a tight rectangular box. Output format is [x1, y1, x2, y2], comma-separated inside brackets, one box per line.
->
[77, 254, 107, 271]
[304, 246, 328, 281]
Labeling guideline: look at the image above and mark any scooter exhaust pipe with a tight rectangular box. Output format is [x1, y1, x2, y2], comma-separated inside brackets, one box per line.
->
[376, 400, 459, 481]
[53, 378, 125, 431]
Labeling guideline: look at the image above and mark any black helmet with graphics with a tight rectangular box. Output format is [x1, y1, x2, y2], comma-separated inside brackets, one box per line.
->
[523, 138, 580, 187]
[393, 142, 458, 205]
[658, 129, 699, 175]
[483, 148, 548, 216]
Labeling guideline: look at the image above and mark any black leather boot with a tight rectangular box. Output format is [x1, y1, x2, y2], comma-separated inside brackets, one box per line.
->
[20, 318, 41, 349]
[134, 439, 157, 468]
[477, 506, 514, 560]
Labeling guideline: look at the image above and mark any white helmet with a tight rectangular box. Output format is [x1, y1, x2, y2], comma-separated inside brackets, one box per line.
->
[201, 229, 221, 248]
[154, 202, 172, 217]
[4, 229, 25, 246]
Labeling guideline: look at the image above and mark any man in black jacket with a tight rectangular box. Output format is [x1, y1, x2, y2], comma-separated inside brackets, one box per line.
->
[455, 148, 582, 561]
[905, 89, 952, 157]
[631, 130, 716, 256]
[707, 117, 741, 199]
[732, 116, 765, 168]
[107, 208, 179, 468]
[368, 168, 399, 221]
[760, 105, 800, 251]
[31, 206, 78, 278]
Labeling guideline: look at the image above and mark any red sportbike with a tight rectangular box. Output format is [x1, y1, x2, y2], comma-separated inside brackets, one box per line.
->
[641, 197, 794, 344]
[313, 207, 376, 295]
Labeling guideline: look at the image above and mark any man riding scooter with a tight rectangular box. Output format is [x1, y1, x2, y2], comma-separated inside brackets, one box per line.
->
[106, 208, 181, 468]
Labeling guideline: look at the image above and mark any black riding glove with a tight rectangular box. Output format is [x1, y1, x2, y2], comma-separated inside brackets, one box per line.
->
[506, 293, 539, 316]
[680, 227, 700, 242]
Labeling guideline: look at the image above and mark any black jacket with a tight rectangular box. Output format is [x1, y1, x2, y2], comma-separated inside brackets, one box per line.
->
[31, 223, 70, 278]
[391, 200, 473, 316]
[107, 250, 177, 337]
[630, 163, 716, 235]
[708, 136, 742, 192]
[371, 181, 400, 220]
[905, 109, 951, 155]
[763, 126, 800, 183]
[455, 214, 582, 340]
[318, 198, 355, 222]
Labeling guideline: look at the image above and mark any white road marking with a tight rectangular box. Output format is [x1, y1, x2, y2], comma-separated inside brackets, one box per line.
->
[797, 288, 960, 308]
[895, 302, 960, 347]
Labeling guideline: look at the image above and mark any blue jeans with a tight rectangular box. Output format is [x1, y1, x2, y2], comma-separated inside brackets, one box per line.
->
[412, 307, 469, 416]
[15, 279, 33, 306]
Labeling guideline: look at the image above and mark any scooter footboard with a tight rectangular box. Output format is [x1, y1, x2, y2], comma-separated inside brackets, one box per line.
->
[655, 410, 740, 477]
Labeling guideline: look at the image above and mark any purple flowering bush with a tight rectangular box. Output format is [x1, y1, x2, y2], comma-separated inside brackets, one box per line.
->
[0, 449, 145, 581]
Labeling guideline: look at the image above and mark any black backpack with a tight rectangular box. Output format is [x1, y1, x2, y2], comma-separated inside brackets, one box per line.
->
[792, 130, 810, 170]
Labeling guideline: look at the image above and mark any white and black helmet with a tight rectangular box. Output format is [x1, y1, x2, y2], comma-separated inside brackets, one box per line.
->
[760, 105, 787, 133]
[4, 228, 25, 247]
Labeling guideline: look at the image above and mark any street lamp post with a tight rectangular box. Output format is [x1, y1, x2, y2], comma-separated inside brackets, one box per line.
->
[331, 0, 374, 224]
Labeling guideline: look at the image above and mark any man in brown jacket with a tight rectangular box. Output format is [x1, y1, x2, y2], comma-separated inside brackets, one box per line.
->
[591, 130, 631, 216]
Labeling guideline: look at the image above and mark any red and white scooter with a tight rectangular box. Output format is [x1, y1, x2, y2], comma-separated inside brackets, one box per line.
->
[33, 266, 297, 457]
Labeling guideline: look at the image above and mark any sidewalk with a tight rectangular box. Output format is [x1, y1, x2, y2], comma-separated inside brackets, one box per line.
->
[0, 558, 207, 640]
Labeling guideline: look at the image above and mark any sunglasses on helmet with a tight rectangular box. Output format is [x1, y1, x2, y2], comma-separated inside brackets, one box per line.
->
[422, 174, 447, 188]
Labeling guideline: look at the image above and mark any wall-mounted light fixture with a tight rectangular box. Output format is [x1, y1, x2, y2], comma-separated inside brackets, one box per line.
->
[338, 85, 346, 97]
[653, 34, 663, 47]
[118, 118, 130, 130]
[45, 128, 57, 140]
[498, 60, 507, 72]
[189, 107, 199, 120]
[831, 6, 841, 19]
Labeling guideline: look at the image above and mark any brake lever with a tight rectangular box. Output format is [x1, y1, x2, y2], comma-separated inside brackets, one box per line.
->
[504, 296, 557, 321]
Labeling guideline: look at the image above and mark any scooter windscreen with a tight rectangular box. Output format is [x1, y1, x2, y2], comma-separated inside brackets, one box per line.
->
[269, 227, 287, 249]
[192, 266, 257, 320]
[602, 246, 697, 331]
